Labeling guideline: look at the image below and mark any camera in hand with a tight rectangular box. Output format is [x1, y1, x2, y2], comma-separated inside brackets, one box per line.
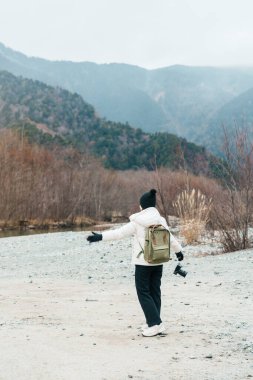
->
[174, 264, 187, 277]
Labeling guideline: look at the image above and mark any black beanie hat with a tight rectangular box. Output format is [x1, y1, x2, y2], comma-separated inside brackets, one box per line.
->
[140, 189, 157, 209]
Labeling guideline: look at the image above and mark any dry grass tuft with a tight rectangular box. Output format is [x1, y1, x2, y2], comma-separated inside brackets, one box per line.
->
[173, 188, 212, 244]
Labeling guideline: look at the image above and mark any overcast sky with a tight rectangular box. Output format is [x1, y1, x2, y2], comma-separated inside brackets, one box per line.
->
[1, 0, 253, 69]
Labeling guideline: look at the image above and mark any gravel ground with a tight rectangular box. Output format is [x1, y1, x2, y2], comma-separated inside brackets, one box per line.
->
[0, 230, 252, 380]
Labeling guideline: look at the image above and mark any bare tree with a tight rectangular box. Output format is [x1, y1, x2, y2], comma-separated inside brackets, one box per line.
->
[212, 127, 253, 251]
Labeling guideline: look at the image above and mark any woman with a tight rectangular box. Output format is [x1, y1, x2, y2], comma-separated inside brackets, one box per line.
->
[87, 189, 183, 337]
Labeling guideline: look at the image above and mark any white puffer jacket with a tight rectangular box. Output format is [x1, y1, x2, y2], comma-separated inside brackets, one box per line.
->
[102, 207, 182, 266]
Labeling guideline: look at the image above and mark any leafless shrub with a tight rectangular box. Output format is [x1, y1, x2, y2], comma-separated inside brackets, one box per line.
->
[211, 127, 253, 252]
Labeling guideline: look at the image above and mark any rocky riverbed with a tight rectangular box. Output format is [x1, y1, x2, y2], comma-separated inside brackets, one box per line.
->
[0, 230, 252, 380]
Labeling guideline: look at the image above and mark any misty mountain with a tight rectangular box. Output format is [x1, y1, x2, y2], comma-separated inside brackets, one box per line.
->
[0, 70, 215, 174]
[203, 87, 253, 153]
[2, 42, 253, 147]
[0, 43, 167, 133]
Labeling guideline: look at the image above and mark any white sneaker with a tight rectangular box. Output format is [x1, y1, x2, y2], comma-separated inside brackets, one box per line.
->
[142, 323, 166, 337]
[140, 323, 148, 331]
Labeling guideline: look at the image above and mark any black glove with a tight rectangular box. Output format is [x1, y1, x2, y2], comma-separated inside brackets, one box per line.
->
[87, 232, 102, 243]
[176, 251, 184, 261]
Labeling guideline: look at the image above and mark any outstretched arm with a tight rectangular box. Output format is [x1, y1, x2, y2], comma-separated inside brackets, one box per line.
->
[102, 222, 135, 241]
[87, 221, 135, 243]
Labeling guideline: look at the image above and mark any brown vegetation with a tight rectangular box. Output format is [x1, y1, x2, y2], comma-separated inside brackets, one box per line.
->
[210, 128, 253, 252]
[154, 167, 218, 223]
[173, 188, 212, 244]
[0, 130, 220, 231]
[1, 128, 253, 254]
[0, 130, 110, 227]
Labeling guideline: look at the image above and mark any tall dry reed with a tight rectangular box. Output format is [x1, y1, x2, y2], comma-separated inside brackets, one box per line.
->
[173, 188, 212, 244]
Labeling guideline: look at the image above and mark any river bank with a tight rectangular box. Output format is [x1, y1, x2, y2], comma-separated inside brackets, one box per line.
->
[0, 231, 252, 380]
[0, 218, 114, 238]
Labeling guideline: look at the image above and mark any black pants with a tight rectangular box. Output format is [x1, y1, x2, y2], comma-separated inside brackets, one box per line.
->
[135, 264, 163, 327]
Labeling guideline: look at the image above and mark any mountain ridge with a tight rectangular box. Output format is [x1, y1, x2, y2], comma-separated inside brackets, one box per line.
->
[203, 86, 253, 153]
[0, 70, 215, 174]
[2, 42, 253, 147]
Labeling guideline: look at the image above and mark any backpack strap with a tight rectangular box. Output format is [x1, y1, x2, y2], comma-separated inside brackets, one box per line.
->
[137, 240, 144, 258]
[137, 250, 143, 258]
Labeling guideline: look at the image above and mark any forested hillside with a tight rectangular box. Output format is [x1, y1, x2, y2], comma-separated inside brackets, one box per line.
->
[2, 42, 253, 147]
[0, 71, 215, 174]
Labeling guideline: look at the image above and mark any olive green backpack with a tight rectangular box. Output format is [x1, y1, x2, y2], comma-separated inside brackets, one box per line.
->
[138, 224, 171, 264]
